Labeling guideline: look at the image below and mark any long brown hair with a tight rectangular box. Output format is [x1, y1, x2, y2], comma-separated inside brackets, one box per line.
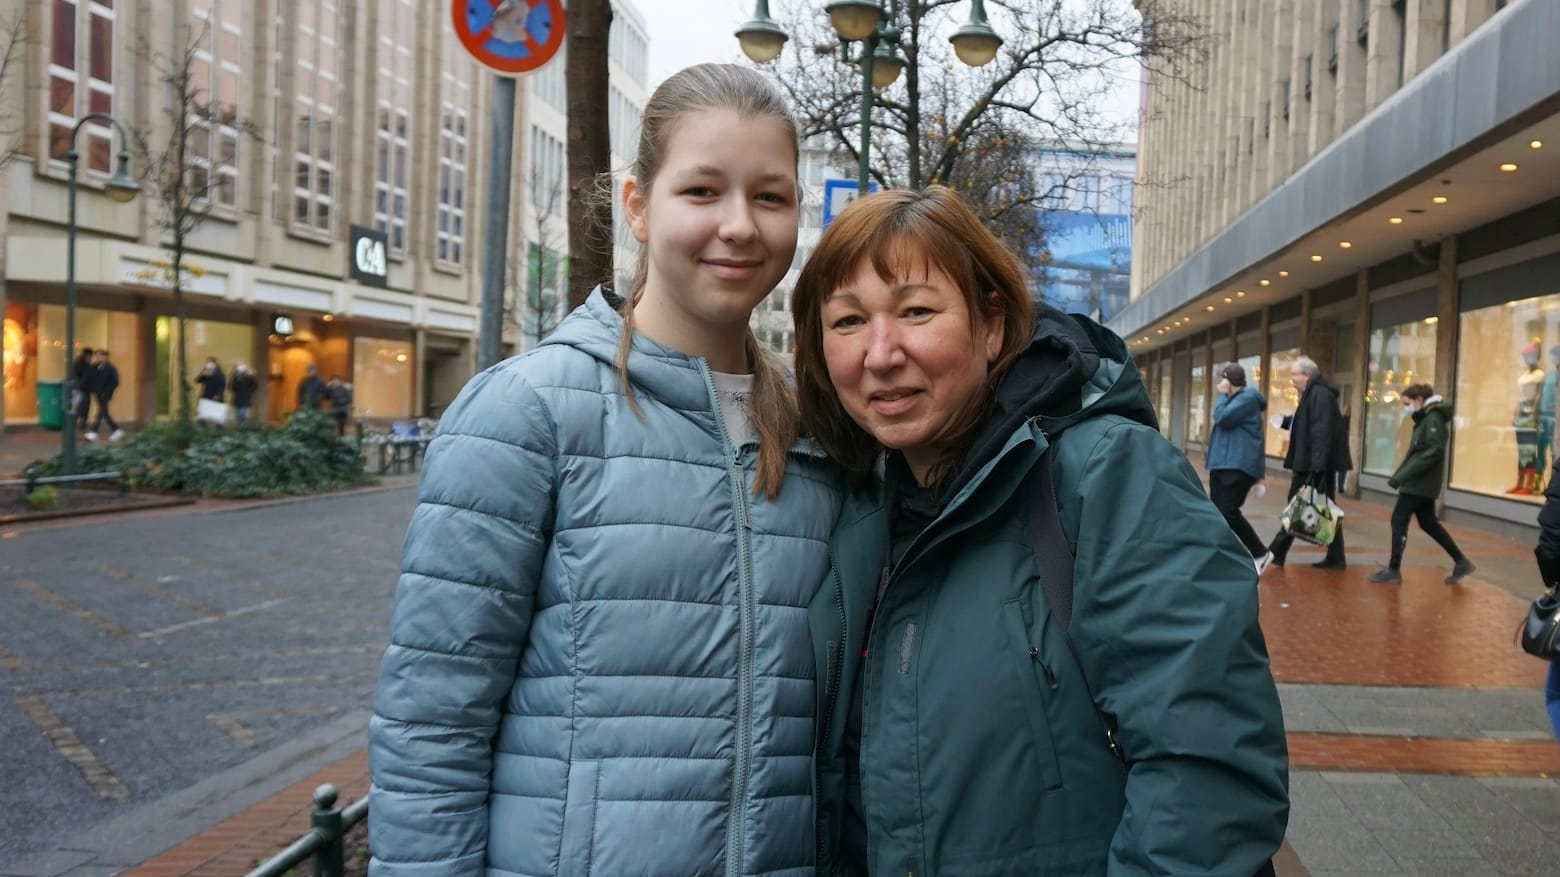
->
[791, 186, 1035, 483]
[614, 63, 802, 498]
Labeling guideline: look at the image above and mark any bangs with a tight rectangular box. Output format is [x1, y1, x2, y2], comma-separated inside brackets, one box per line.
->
[807, 201, 979, 305]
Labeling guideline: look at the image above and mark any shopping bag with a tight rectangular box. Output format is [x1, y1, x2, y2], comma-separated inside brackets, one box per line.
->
[196, 397, 231, 425]
[1280, 482, 1344, 546]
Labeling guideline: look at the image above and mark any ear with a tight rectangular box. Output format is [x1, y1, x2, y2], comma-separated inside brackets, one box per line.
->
[623, 175, 649, 245]
[982, 308, 1004, 364]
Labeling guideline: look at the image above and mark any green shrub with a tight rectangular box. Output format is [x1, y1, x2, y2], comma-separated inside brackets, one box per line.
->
[30, 411, 368, 498]
[24, 485, 58, 509]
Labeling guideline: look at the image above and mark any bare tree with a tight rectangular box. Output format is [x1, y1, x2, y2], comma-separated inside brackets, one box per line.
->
[130, 20, 258, 424]
[509, 166, 568, 346]
[764, 0, 1205, 254]
[564, 0, 614, 310]
[0, 8, 27, 169]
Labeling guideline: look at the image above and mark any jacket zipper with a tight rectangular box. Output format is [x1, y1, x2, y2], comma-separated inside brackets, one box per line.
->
[815, 563, 848, 871]
[703, 362, 756, 877]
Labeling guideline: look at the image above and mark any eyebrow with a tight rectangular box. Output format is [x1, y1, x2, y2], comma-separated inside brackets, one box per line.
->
[825, 282, 935, 302]
[684, 165, 794, 185]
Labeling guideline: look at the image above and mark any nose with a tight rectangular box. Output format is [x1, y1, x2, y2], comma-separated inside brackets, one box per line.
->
[718, 197, 758, 244]
[862, 318, 904, 373]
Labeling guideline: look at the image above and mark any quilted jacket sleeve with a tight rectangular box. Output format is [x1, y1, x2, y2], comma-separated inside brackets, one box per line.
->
[368, 366, 558, 875]
[1066, 422, 1289, 877]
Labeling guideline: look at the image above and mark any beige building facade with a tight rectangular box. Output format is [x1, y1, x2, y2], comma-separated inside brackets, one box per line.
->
[1121, 0, 1560, 529]
[0, 0, 648, 431]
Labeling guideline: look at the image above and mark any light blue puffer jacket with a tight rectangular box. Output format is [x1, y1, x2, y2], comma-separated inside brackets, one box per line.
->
[369, 289, 844, 876]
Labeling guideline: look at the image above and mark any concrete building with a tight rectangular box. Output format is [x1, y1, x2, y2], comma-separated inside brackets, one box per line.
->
[0, 0, 648, 431]
[1120, 0, 1560, 530]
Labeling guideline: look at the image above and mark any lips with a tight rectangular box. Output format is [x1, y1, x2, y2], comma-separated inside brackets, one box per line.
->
[868, 388, 921, 416]
[702, 257, 762, 280]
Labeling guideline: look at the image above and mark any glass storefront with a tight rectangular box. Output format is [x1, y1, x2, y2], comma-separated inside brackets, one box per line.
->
[353, 336, 414, 419]
[154, 316, 254, 418]
[1452, 295, 1560, 502]
[1265, 347, 1301, 458]
[1188, 360, 1208, 446]
[1362, 319, 1437, 476]
[1155, 359, 1171, 436]
[3, 303, 139, 424]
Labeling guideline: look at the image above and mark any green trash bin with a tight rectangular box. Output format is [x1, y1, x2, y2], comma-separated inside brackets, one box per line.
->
[36, 381, 64, 431]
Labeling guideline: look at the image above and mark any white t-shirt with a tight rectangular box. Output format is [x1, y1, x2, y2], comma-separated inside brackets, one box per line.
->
[712, 370, 756, 450]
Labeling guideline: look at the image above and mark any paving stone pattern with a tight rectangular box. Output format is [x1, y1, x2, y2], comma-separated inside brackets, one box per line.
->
[0, 487, 415, 868]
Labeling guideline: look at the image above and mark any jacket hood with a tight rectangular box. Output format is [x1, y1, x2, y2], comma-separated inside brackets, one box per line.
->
[536, 286, 715, 414]
[1414, 397, 1452, 421]
[945, 302, 1157, 500]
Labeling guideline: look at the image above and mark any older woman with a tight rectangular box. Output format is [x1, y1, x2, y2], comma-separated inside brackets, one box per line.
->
[792, 186, 1289, 876]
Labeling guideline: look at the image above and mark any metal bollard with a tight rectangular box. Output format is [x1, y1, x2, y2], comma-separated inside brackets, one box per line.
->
[311, 783, 344, 877]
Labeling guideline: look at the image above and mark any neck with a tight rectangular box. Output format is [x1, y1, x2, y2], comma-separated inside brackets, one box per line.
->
[631, 288, 753, 374]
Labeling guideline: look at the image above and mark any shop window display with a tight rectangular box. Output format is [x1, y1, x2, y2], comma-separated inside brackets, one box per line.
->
[353, 336, 413, 419]
[154, 316, 253, 418]
[1453, 295, 1560, 502]
[1362, 320, 1437, 476]
[1188, 360, 1208, 446]
[3, 303, 40, 421]
[1265, 347, 1301, 458]
[1155, 359, 1172, 437]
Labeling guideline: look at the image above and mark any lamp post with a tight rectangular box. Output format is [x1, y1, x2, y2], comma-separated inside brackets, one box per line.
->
[61, 113, 140, 475]
[737, 0, 1003, 192]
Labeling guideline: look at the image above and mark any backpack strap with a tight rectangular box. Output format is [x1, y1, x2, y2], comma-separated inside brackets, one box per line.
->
[1023, 448, 1125, 766]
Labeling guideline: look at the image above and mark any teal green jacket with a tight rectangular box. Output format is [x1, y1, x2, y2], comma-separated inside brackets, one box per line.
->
[810, 309, 1289, 876]
[1389, 399, 1452, 498]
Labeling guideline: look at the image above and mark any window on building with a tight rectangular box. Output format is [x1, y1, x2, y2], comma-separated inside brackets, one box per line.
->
[374, 0, 415, 254]
[189, 0, 241, 209]
[292, 1, 340, 236]
[609, 16, 648, 83]
[1188, 359, 1209, 446]
[49, 0, 118, 174]
[531, 46, 566, 111]
[1303, 55, 1313, 100]
[1452, 295, 1560, 504]
[1265, 347, 1302, 457]
[1073, 175, 1099, 212]
[1328, 23, 1340, 72]
[437, 27, 473, 266]
[1281, 78, 1291, 121]
[1356, 0, 1370, 44]
[608, 85, 642, 160]
[1362, 319, 1437, 476]
[529, 126, 564, 214]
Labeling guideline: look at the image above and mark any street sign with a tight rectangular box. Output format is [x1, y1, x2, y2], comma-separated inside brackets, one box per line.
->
[452, 0, 566, 76]
[822, 178, 879, 228]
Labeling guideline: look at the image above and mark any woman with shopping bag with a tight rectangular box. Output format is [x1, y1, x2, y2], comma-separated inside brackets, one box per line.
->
[1268, 356, 1352, 568]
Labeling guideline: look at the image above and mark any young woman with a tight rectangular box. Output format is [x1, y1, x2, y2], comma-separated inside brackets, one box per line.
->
[1369, 383, 1475, 584]
[368, 64, 843, 876]
[792, 186, 1289, 876]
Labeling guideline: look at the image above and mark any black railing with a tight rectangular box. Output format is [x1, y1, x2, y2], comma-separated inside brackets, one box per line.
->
[244, 784, 367, 877]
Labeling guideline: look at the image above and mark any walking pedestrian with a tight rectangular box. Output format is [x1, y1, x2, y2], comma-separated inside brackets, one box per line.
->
[82, 349, 122, 442]
[193, 356, 226, 402]
[791, 186, 1288, 875]
[1368, 384, 1475, 584]
[1208, 362, 1275, 573]
[1268, 355, 1352, 568]
[368, 64, 844, 876]
[295, 364, 325, 412]
[1535, 467, 1560, 740]
[230, 363, 259, 424]
[325, 375, 352, 436]
[71, 347, 94, 431]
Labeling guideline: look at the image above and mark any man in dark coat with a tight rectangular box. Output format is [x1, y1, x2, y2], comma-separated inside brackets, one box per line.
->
[231, 363, 260, 424]
[83, 349, 122, 442]
[193, 357, 227, 402]
[296, 364, 326, 412]
[1268, 355, 1351, 568]
[72, 347, 94, 432]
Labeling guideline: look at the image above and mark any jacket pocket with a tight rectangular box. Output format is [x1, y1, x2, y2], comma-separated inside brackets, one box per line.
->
[558, 760, 599, 877]
[1000, 600, 1064, 791]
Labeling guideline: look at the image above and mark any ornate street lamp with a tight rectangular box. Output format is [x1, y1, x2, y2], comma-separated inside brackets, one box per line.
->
[736, 1, 1002, 192]
[60, 113, 139, 475]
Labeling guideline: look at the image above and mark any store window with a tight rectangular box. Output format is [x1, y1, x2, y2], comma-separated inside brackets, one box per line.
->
[1265, 347, 1302, 458]
[1188, 359, 1208, 446]
[353, 336, 413, 419]
[1362, 319, 1437, 476]
[154, 317, 253, 418]
[1155, 359, 1171, 437]
[1452, 296, 1560, 502]
[4, 304, 139, 424]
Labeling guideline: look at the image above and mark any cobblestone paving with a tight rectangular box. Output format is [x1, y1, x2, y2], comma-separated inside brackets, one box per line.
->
[0, 487, 415, 867]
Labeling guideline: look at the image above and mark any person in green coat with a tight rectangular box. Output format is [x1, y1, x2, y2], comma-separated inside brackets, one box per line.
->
[1368, 384, 1475, 584]
[791, 186, 1289, 877]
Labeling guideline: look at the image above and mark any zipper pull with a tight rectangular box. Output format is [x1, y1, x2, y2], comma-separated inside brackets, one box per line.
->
[1028, 647, 1059, 688]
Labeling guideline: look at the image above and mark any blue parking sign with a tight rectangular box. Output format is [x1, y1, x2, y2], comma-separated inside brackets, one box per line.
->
[822, 179, 879, 228]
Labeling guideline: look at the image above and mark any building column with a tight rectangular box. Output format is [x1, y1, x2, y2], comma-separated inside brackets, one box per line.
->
[1345, 269, 1370, 497]
[1448, 0, 1498, 48]
[1298, 289, 1314, 351]
[1364, 0, 1407, 111]
[1403, 0, 1448, 81]
[1201, 334, 1214, 445]
[1335, 0, 1369, 135]
[414, 328, 428, 417]
[1434, 236, 1460, 398]
[1259, 306, 1272, 402]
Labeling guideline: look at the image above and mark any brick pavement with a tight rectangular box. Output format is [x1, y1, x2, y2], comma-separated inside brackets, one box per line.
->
[16, 449, 1560, 875]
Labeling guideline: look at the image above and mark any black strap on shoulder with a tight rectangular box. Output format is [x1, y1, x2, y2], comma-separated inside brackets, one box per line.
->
[1022, 449, 1124, 766]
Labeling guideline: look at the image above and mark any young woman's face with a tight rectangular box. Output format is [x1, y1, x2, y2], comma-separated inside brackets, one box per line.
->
[625, 109, 798, 352]
[819, 255, 1002, 482]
